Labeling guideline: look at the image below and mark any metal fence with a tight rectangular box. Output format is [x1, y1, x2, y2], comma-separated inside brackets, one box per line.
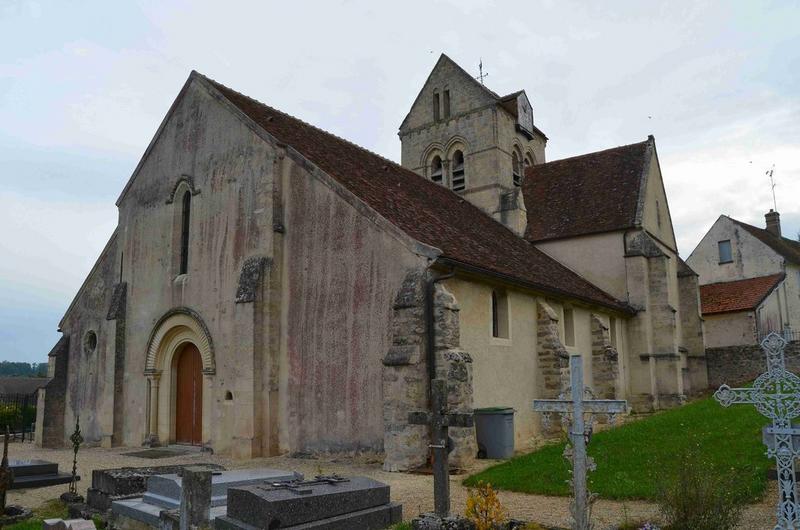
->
[0, 393, 37, 442]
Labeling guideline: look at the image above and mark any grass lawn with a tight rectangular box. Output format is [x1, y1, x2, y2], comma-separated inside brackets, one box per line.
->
[4, 499, 68, 530]
[464, 394, 772, 501]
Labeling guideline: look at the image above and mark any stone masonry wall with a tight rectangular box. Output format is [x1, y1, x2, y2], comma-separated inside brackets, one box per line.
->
[590, 314, 619, 399]
[433, 287, 477, 469]
[39, 335, 69, 448]
[536, 301, 568, 435]
[706, 340, 800, 388]
[382, 270, 476, 472]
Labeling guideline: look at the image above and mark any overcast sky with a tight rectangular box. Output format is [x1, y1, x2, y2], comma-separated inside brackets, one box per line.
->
[1, 1, 798, 363]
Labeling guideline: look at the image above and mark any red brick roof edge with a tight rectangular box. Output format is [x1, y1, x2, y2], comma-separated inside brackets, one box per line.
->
[700, 273, 785, 315]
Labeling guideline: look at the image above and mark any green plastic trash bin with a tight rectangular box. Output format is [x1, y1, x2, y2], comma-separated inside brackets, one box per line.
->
[474, 407, 515, 459]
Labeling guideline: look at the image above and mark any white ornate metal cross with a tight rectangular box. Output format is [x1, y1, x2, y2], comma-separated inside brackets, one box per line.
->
[715, 332, 800, 530]
[534, 354, 627, 530]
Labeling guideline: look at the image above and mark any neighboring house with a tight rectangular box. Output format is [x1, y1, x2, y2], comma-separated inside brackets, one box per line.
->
[698, 274, 786, 348]
[37, 55, 707, 466]
[688, 210, 800, 347]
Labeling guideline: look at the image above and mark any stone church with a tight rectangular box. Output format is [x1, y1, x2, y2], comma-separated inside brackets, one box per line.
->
[36, 54, 707, 469]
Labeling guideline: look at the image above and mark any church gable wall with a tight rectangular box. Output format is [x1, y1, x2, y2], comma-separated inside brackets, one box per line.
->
[282, 157, 429, 454]
[58, 233, 120, 446]
[114, 80, 277, 449]
[639, 151, 678, 250]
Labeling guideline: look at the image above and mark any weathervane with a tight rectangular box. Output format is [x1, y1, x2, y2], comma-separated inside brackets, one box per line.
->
[767, 164, 777, 211]
[476, 59, 488, 85]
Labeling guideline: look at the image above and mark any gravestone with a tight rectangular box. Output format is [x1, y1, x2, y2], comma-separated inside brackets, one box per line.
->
[87, 463, 224, 511]
[216, 475, 402, 530]
[179, 467, 211, 530]
[533, 354, 627, 530]
[8, 460, 75, 489]
[714, 332, 800, 530]
[111, 468, 301, 527]
[42, 519, 96, 530]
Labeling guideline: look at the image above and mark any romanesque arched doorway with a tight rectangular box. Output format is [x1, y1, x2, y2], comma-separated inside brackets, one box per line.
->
[144, 308, 215, 447]
[174, 343, 203, 445]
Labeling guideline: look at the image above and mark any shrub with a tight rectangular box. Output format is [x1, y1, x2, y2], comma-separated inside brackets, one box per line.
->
[465, 481, 506, 530]
[656, 448, 744, 530]
[0, 404, 23, 430]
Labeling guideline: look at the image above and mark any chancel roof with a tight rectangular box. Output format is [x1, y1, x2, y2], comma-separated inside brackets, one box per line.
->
[200, 73, 630, 313]
[523, 140, 651, 242]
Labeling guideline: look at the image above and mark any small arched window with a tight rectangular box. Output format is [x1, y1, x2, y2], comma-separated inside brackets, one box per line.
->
[524, 154, 534, 168]
[179, 190, 191, 275]
[433, 90, 441, 122]
[451, 151, 465, 191]
[430, 156, 443, 184]
[512, 151, 522, 187]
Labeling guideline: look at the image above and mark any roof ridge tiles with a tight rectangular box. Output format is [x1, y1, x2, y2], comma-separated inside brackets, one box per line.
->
[532, 139, 650, 169]
[195, 71, 408, 174]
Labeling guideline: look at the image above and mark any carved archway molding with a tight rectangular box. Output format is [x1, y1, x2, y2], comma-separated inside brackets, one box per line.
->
[145, 307, 215, 375]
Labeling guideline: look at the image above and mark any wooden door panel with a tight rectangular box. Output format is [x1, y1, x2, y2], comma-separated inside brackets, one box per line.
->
[175, 344, 202, 445]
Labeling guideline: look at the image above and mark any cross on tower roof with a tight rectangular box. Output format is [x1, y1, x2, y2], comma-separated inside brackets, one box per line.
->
[476, 59, 489, 85]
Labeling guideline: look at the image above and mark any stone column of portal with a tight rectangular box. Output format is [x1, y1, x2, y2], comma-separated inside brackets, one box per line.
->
[147, 374, 160, 446]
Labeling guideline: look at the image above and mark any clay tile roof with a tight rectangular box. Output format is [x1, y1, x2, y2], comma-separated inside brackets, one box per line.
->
[699, 273, 785, 315]
[522, 140, 650, 242]
[729, 218, 800, 266]
[0, 377, 48, 396]
[200, 74, 631, 313]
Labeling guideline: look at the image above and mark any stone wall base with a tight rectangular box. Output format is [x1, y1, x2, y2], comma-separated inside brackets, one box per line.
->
[706, 341, 800, 388]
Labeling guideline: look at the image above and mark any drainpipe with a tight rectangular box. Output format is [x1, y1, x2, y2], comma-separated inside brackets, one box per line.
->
[426, 269, 456, 388]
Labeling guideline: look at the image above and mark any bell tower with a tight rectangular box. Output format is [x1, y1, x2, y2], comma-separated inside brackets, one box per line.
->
[398, 54, 548, 236]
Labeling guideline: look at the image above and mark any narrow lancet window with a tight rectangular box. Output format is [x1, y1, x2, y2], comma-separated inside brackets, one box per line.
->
[512, 151, 522, 187]
[433, 91, 441, 122]
[180, 190, 191, 274]
[443, 90, 451, 119]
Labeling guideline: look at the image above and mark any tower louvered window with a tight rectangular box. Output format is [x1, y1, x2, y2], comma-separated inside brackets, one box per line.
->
[451, 151, 465, 191]
[430, 156, 443, 184]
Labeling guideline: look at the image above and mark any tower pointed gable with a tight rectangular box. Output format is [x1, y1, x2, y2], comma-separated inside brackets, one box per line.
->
[399, 54, 499, 133]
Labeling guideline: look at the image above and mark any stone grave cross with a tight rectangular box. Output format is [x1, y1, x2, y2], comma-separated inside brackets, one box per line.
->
[533, 354, 627, 530]
[714, 332, 800, 530]
[408, 378, 473, 517]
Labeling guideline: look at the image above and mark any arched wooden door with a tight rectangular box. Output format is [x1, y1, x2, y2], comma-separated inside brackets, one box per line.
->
[175, 343, 203, 445]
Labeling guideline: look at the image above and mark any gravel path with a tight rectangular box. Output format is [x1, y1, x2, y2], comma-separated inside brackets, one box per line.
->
[5, 443, 774, 529]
